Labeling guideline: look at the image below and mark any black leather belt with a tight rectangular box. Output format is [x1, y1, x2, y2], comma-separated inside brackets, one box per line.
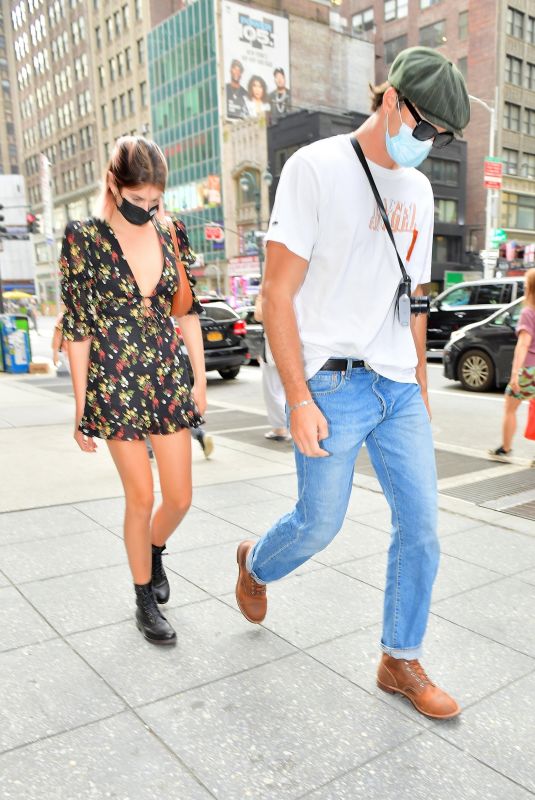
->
[320, 358, 365, 371]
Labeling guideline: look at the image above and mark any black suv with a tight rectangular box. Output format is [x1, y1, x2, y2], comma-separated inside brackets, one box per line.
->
[427, 277, 525, 352]
[443, 298, 523, 391]
[176, 298, 248, 380]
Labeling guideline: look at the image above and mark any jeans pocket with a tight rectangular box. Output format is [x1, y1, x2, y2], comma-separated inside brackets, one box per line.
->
[307, 370, 345, 395]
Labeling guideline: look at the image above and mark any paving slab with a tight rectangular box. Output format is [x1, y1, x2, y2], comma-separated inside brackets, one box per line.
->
[305, 731, 534, 800]
[337, 552, 501, 602]
[0, 505, 102, 546]
[73, 496, 126, 528]
[0, 711, 213, 800]
[517, 567, 535, 586]
[139, 653, 420, 800]
[209, 496, 304, 536]
[68, 598, 295, 707]
[0, 639, 124, 753]
[0, 527, 126, 584]
[440, 524, 535, 575]
[309, 519, 389, 567]
[437, 671, 535, 794]
[248, 473, 299, 499]
[308, 616, 535, 720]
[0, 570, 10, 587]
[191, 481, 285, 511]
[19, 563, 209, 636]
[0, 586, 57, 652]
[220, 568, 383, 650]
[433, 576, 535, 658]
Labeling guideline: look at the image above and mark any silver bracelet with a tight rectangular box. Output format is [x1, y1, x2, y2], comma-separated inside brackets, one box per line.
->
[288, 399, 314, 414]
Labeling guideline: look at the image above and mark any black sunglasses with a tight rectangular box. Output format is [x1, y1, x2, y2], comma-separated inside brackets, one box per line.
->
[403, 98, 454, 149]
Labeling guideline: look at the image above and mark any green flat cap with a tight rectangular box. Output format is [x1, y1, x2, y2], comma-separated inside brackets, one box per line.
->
[388, 46, 470, 135]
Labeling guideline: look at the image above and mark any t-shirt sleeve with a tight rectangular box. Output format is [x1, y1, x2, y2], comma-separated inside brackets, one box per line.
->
[517, 307, 535, 338]
[410, 178, 434, 287]
[60, 221, 96, 341]
[265, 153, 319, 262]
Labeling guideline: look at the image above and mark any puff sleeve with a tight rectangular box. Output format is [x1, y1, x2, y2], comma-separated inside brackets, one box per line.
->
[60, 221, 96, 341]
[172, 217, 203, 316]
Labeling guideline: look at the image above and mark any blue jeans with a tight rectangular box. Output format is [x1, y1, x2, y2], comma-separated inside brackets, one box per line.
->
[248, 362, 439, 660]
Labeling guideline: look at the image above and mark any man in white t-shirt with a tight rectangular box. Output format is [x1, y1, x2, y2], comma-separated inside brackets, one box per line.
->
[235, 47, 470, 720]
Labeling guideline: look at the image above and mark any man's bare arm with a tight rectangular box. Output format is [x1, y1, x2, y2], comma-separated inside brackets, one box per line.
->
[410, 284, 431, 419]
[262, 242, 329, 457]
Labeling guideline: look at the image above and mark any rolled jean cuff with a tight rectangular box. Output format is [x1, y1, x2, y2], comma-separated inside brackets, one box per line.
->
[246, 545, 267, 586]
[381, 642, 423, 660]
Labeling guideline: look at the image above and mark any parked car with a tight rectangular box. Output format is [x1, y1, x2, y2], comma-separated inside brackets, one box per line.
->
[427, 277, 525, 352]
[236, 305, 264, 364]
[442, 297, 523, 391]
[176, 298, 248, 380]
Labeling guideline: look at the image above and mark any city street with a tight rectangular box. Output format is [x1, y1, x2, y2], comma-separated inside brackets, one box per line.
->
[1, 317, 534, 799]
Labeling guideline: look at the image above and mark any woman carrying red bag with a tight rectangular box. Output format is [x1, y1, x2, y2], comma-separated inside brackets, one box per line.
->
[490, 267, 535, 460]
[60, 136, 206, 646]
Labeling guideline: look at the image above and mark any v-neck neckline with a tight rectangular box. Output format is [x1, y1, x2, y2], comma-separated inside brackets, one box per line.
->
[100, 217, 166, 298]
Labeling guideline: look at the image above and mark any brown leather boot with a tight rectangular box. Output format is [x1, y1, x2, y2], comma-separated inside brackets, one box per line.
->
[235, 541, 267, 624]
[377, 654, 461, 719]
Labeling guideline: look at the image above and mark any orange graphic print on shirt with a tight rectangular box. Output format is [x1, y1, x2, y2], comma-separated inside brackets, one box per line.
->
[369, 199, 417, 233]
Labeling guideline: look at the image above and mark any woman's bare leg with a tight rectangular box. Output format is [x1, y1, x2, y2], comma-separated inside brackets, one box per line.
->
[149, 428, 192, 547]
[107, 439, 154, 584]
[502, 395, 522, 451]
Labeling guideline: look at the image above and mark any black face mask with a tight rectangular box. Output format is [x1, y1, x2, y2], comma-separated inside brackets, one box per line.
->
[117, 195, 159, 226]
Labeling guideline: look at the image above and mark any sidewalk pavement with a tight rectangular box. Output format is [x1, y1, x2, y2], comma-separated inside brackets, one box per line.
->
[0, 372, 534, 799]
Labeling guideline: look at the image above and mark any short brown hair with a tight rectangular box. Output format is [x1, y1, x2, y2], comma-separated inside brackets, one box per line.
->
[97, 136, 168, 220]
[369, 82, 404, 113]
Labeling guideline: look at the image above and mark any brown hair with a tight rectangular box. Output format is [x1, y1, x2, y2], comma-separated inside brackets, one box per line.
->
[369, 81, 404, 113]
[524, 267, 535, 308]
[96, 136, 168, 220]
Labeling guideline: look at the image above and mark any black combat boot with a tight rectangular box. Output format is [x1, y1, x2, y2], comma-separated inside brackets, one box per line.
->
[151, 543, 170, 604]
[134, 581, 176, 645]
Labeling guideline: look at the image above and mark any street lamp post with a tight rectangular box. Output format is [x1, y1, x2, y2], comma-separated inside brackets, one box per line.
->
[469, 90, 498, 257]
[239, 169, 273, 281]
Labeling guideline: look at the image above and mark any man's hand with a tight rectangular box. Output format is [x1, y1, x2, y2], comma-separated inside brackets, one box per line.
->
[290, 403, 330, 457]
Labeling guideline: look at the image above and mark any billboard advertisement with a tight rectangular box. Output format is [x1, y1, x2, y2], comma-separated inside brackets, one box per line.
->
[165, 175, 221, 214]
[222, 1, 290, 122]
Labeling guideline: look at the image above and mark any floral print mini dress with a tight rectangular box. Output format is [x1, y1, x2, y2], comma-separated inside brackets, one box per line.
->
[60, 216, 204, 440]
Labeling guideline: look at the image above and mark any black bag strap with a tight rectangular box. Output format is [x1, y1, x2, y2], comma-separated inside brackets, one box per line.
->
[349, 134, 410, 284]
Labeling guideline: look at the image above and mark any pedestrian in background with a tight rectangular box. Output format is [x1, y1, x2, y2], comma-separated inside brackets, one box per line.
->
[255, 287, 291, 443]
[61, 136, 206, 646]
[236, 47, 470, 719]
[490, 267, 535, 460]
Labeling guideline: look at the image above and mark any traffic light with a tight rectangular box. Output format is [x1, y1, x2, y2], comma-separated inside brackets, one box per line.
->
[26, 211, 40, 234]
[0, 204, 6, 235]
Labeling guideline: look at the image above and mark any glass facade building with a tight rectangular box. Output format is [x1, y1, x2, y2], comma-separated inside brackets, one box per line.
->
[148, 0, 224, 264]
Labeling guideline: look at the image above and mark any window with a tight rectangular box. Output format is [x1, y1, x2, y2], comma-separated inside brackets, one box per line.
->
[140, 80, 147, 107]
[106, 17, 113, 42]
[384, 34, 407, 65]
[504, 102, 521, 130]
[119, 92, 126, 117]
[98, 64, 105, 88]
[421, 0, 441, 7]
[128, 87, 135, 114]
[419, 20, 446, 47]
[442, 284, 475, 306]
[109, 57, 116, 81]
[522, 153, 535, 177]
[505, 55, 522, 85]
[112, 96, 118, 122]
[502, 148, 519, 174]
[101, 103, 108, 128]
[502, 191, 535, 230]
[525, 107, 535, 136]
[135, 0, 142, 21]
[95, 26, 101, 49]
[526, 62, 535, 91]
[457, 56, 467, 79]
[506, 6, 524, 38]
[137, 37, 145, 64]
[125, 46, 132, 71]
[492, 302, 523, 326]
[434, 198, 458, 223]
[122, 3, 129, 28]
[475, 284, 506, 305]
[351, 7, 374, 35]
[528, 16, 535, 44]
[114, 11, 121, 36]
[458, 10, 468, 39]
[384, 0, 408, 22]
[117, 51, 125, 76]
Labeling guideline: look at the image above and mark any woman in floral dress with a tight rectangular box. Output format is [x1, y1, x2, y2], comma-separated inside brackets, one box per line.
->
[61, 136, 206, 646]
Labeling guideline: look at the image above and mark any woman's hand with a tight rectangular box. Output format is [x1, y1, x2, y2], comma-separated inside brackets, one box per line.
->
[192, 379, 207, 416]
[510, 374, 520, 395]
[74, 421, 97, 453]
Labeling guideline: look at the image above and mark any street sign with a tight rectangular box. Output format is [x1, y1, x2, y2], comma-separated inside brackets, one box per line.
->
[491, 228, 507, 243]
[484, 157, 503, 189]
[204, 224, 224, 243]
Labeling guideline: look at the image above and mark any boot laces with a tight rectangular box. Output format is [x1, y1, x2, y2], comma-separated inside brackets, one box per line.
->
[152, 548, 167, 583]
[140, 587, 160, 622]
[406, 659, 433, 687]
[247, 573, 266, 597]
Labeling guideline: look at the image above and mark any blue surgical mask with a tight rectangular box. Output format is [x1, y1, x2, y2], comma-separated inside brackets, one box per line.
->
[386, 106, 432, 168]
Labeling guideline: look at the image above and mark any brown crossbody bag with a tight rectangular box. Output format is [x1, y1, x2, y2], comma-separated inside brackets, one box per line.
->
[166, 216, 193, 318]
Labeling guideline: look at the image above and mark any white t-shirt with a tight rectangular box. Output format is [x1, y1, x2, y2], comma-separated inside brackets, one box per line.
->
[265, 134, 434, 383]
